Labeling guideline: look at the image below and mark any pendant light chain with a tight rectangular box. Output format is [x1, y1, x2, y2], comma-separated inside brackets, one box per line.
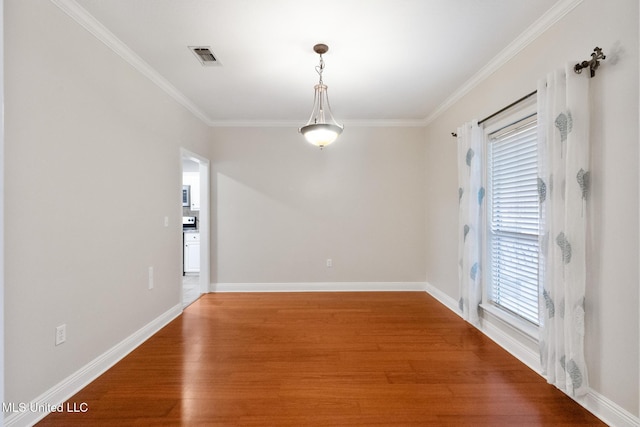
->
[315, 54, 325, 85]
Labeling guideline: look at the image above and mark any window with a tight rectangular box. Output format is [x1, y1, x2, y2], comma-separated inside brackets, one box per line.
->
[486, 111, 541, 326]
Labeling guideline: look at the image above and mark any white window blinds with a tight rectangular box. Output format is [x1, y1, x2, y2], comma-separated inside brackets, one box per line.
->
[487, 115, 540, 325]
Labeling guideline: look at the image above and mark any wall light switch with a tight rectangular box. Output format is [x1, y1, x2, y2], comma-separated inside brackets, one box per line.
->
[148, 266, 154, 290]
[55, 324, 66, 346]
[164, 216, 169, 227]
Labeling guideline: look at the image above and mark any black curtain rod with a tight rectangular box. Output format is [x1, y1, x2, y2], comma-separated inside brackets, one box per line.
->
[452, 47, 606, 138]
[478, 90, 537, 125]
[451, 89, 537, 137]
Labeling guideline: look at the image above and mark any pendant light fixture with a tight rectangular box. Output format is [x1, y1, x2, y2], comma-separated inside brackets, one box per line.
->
[299, 43, 343, 149]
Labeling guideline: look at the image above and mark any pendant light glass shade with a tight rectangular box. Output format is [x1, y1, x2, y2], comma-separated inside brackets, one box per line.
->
[299, 44, 343, 149]
[300, 84, 343, 148]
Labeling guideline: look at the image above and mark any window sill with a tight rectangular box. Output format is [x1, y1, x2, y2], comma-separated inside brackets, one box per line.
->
[479, 303, 539, 342]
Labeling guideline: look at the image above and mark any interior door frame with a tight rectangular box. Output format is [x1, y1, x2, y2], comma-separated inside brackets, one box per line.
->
[180, 148, 211, 297]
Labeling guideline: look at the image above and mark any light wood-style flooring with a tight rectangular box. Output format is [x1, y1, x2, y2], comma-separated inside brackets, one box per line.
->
[38, 292, 605, 426]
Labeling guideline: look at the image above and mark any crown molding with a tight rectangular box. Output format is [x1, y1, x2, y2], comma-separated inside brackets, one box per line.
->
[51, 0, 582, 129]
[207, 120, 302, 128]
[208, 119, 427, 128]
[50, 0, 214, 126]
[342, 119, 428, 128]
[423, 0, 584, 125]
[50, 0, 423, 129]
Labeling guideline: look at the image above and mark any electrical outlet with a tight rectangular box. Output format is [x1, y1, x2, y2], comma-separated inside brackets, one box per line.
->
[55, 324, 66, 346]
[326, 258, 333, 268]
[148, 266, 154, 290]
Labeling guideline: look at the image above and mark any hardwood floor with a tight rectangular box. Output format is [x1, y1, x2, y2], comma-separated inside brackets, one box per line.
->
[37, 292, 605, 426]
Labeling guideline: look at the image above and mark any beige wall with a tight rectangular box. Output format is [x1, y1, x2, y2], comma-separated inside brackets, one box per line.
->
[5, 0, 211, 404]
[424, 0, 639, 416]
[210, 126, 426, 285]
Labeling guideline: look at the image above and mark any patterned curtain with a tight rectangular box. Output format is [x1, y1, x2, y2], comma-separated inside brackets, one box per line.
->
[457, 120, 484, 326]
[537, 63, 590, 396]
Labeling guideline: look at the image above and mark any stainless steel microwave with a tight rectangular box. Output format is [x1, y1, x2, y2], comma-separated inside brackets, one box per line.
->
[182, 185, 190, 207]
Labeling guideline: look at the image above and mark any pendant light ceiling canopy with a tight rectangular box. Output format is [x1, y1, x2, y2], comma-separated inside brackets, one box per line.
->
[299, 44, 343, 149]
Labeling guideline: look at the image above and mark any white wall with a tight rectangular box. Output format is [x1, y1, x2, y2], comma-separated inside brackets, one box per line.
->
[424, 0, 639, 418]
[210, 126, 426, 286]
[4, 0, 210, 406]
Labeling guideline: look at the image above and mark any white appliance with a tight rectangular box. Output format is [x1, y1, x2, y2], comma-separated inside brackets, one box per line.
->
[182, 216, 196, 229]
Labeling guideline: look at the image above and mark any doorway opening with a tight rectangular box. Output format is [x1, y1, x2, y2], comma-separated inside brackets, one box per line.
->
[180, 149, 210, 308]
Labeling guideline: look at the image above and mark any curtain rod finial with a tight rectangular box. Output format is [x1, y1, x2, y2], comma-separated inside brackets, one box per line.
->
[574, 46, 606, 78]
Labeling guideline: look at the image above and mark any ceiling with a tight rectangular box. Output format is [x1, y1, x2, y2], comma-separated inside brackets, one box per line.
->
[68, 0, 561, 126]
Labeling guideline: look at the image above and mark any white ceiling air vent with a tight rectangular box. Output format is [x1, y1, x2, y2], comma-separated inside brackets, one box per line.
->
[189, 46, 220, 66]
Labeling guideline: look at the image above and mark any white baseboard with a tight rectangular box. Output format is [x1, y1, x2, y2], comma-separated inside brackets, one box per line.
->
[7, 285, 637, 427]
[479, 306, 541, 374]
[424, 282, 640, 427]
[577, 390, 640, 427]
[210, 282, 428, 293]
[426, 281, 541, 372]
[424, 282, 462, 315]
[5, 303, 182, 427]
